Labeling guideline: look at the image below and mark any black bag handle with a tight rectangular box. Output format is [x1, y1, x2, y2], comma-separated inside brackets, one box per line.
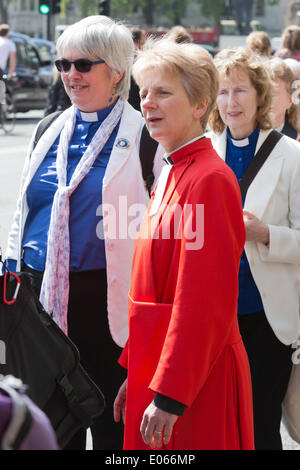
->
[239, 130, 283, 200]
[32, 111, 63, 151]
[139, 124, 158, 197]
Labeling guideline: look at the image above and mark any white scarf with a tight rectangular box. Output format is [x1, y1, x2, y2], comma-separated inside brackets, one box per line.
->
[39, 99, 124, 333]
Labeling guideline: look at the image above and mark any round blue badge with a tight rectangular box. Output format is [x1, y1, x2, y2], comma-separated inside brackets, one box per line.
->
[116, 138, 130, 149]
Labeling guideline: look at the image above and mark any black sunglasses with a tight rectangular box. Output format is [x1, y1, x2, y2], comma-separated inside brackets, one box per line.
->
[55, 58, 105, 73]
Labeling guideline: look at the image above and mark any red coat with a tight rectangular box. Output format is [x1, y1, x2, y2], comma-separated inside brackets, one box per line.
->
[119, 138, 254, 450]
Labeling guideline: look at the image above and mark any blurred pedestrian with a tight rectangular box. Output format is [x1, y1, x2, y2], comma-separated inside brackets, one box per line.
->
[246, 30, 271, 58]
[44, 68, 71, 116]
[275, 25, 300, 60]
[209, 47, 300, 449]
[114, 39, 254, 451]
[165, 25, 193, 44]
[0, 24, 16, 79]
[128, 27, 146, 111]
[266, 58, 300, 139]
[5, 15, 164, 450]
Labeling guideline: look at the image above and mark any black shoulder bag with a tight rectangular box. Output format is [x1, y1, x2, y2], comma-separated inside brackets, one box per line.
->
[0, 265, 105, 449]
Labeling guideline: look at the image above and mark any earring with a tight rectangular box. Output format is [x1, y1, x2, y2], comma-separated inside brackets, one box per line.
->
[109, 85, 117, 104]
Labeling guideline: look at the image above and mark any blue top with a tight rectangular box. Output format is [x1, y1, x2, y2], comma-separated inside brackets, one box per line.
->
[225, 127, 264, 315]
[21, 102, 121, 272]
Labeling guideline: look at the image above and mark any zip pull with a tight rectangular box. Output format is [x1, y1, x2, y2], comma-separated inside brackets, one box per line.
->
[3, 271, 21, 305]
[0, 247, 21, 305]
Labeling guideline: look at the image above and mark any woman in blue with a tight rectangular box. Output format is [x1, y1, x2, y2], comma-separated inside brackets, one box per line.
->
[209, 48, 300, 450]
[5, 16, 163, 449]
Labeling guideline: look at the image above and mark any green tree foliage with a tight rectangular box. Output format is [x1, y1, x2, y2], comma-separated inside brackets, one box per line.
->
[60, 0, 190, 26]
[196, 0, 279, 34]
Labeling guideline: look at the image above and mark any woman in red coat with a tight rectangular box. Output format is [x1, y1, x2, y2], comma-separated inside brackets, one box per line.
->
[114, 39, 254, 450]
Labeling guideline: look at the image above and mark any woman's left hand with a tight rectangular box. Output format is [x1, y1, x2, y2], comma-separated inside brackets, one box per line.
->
[140, 402, 178, 448]
[243, 210, 270, 245]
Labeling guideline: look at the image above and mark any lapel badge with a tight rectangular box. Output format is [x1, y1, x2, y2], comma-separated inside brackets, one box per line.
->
[116, 138, 130, 149]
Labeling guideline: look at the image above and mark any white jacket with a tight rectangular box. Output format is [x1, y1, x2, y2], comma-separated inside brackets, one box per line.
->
[6, 102, 165, 347]
[210, 128, 300, 345]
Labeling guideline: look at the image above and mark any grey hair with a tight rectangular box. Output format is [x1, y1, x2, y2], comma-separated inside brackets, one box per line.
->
[56, 15, 134, 101]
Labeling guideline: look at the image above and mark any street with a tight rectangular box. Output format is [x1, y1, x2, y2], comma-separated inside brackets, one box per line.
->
[0, 111, 299, 451]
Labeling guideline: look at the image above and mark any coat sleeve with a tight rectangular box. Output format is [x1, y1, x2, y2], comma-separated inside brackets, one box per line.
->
[149, 170, 245, 407]
[256, 151, 300, 264]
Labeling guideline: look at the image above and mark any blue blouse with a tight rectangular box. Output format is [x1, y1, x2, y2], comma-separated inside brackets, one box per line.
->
[22, 102, 121, 272]
[225, 127, 264, 315]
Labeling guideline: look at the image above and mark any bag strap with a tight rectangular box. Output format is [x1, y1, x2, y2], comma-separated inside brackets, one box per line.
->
[239, 130, 283, 200]
[32, 111, 63, 151]
[139, 124, 158, 197]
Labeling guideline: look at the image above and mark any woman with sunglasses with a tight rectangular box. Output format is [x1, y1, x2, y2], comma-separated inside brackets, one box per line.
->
[5, 15, 163, 450]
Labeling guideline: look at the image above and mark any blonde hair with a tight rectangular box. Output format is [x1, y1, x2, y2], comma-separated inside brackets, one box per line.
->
[246, 31, 271, 56]
[281, 25, 300, 54]
[266, 58, 300, 133]
[209, 47, 273, 134]
[56, 15, 134, 100]
[132, 38, 219, 131]
[165, 26, 193, 44]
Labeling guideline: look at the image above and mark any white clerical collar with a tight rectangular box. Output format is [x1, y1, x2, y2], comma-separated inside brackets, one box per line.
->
[230, 136, 249, 147]
[79, 111, 99, 122]
[76, 100, 117, 122]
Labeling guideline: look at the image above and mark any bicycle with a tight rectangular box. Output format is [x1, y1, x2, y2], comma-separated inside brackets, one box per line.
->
[0, 75, 16, 134]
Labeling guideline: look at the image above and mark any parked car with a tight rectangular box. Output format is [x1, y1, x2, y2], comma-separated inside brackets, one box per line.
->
[30, 37, 56, 67]
[5, 32, 53, 113]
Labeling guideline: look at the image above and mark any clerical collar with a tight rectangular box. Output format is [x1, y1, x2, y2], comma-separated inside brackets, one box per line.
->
[76, 99, 118, 122]
[227, 127, 259, 148]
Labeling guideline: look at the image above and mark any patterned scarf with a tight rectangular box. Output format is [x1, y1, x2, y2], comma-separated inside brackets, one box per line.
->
[39, 99, 124, 333]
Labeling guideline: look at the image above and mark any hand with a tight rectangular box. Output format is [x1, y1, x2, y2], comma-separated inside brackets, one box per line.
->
[140, 402, 178, 448]
[243, 210, 269, 245]
[113, 378, 127, 424]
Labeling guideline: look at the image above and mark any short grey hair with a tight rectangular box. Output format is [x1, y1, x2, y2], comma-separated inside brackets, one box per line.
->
[133, 38, 219, 131]
[56, 15, 134, 101]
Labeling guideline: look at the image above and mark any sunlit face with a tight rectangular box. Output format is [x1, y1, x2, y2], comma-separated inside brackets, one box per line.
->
[60, 48, 120, 112]
[139, 68, 206, 153]
[216, 67, 259, 139]
[271, 77, 292, 128]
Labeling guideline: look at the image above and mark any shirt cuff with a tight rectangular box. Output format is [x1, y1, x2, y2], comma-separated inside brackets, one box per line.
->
[153, 393, 186, 416]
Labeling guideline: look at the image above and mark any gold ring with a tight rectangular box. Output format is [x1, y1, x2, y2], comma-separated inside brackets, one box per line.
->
[155, 431, 162, 434]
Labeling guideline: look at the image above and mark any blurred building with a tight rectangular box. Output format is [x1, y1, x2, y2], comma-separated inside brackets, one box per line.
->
[4, 0, 300, 41]
[6, 0, 80, 39]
